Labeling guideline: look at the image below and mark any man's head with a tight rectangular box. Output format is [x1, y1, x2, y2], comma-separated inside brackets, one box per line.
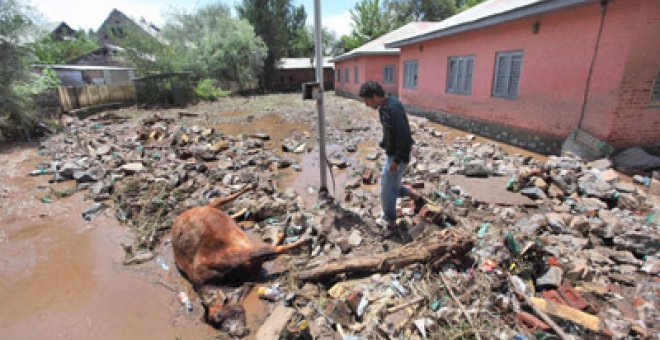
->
[359, 81, 386, 109]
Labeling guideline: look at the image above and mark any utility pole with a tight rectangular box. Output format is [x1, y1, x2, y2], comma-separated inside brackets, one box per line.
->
[314, 0, 328, 194]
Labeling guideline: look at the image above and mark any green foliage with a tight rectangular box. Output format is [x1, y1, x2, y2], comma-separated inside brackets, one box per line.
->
[120, 3, 267, 90]
[340, 0, 391, 52]
[14, 68, 60, 98]
[29, 30, 99, 64]
[195, 78, 231, 100]
[0, 0, 39, 139]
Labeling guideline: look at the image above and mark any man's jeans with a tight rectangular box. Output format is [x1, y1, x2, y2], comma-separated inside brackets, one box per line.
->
[381, 156, 409, 222]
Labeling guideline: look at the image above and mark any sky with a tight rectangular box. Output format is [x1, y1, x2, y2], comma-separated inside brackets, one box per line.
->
[26, 0, 355, 37]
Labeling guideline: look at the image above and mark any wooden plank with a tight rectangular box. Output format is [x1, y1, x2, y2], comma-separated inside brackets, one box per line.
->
[530, 297, 601, 332]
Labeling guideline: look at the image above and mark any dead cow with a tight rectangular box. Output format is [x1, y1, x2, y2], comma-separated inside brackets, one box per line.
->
[171, 185, 308, 327]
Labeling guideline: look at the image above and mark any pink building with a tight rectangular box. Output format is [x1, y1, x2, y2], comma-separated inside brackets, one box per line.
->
[384, 0, 660, 153]
[332, 22, 433, 99]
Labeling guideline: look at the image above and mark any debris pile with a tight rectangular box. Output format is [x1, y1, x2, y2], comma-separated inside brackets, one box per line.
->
[32, 99, 658, 339]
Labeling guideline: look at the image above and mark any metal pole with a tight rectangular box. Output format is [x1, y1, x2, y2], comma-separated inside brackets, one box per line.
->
[314, 0, 328, 193]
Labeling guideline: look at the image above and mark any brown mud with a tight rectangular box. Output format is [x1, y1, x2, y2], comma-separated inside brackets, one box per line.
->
[0, 143, 215, 339]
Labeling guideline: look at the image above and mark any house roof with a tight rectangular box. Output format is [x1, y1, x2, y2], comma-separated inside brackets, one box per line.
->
[386, 0, 596, 48]
[278, 57, 334, 69]
[331, 21, 434, 62]
[32, 64, 135, 71]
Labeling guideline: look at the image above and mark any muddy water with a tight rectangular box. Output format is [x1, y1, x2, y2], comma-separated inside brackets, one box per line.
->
[0, 144, 215, 339]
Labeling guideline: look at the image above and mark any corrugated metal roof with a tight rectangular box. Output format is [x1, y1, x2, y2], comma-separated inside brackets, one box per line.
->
[331, 21, 435, 62]
[387, 0, 595, 48]
[278, 57, 334, 69]
[32, 64, 135, 71]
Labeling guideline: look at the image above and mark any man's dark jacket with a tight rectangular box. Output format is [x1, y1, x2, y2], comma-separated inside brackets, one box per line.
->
[378, 96, 414, 164]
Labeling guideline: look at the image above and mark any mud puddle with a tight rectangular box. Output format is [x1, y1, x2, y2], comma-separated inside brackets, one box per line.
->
[0, 144, 215, 340]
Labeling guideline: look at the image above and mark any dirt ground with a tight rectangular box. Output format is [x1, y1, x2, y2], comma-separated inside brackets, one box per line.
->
[4, 92, 655, 339]
[0, 93, 548, 339]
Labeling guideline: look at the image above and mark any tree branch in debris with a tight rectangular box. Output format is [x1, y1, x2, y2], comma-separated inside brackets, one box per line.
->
[297, 229, 474, 282]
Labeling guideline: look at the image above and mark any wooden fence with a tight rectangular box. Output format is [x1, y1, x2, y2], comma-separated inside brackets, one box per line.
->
[57, 85, 136, 112]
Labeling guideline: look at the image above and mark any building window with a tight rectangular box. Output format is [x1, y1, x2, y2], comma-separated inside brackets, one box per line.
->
[344, 68, 349, 82]
[447, 55, 474, 94]
[651, 69, 660, 105]
[336, 69, 340, 82]
[493, 50, 523, 99]
[289, 76, 293, 83]
[354, 66, 359, 84]
[384, 65, 395, 84]
[404, 61, 418, 89]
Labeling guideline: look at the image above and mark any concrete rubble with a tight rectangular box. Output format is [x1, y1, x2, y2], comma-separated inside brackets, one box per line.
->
[32, 104, 659, 339]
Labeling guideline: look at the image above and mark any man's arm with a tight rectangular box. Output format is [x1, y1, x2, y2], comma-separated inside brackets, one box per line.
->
[391, 109, 412, 165]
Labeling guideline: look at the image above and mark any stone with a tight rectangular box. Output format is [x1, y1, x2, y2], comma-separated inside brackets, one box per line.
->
[520, 187, 546, 200]
[73, 170, 100, 183]
[120, 162, 144, 173]
[348, 230, 363, 247]
[578, 176, 613, 199]
[600, 169, 619, 182]
[613, 182, 637, 193]
[613, 232, 660, 257]
[462, 162, 490, 177]
[547, 184, 565, 199]
[255, 305, 295, 340]
[323, 300, 352, 326]
[250, 133, 270, 141]
[345, 144, 357, 153]
[617, 192, 644, 210]
[596, 209, 622, 238]
[515, 214, 547, 235]
[590, 158, 612, 170]
[569, 215, 590, 235]
[533, 177, 548, 191]
[366, 153, 380, 161]
[95, 145, 111, 156]
[641, 256, 660, 275]
[536, 266, 563, 289]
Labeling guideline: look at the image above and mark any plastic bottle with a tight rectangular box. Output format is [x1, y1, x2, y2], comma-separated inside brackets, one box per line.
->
[155, 256, 170, 272]
[177, 291, 193, 312]
[30, 169, 49, 176]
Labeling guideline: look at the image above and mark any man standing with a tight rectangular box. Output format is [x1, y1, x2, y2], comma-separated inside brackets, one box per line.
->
[359, 81, 424, 239]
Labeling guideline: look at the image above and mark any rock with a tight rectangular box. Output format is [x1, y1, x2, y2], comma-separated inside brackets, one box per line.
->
[328, 158, 347, 169]
[348, 230, 363, 247]
[120, 162, 144, 173]
[515, 214, 547, 234]
[613, 147, 660, 172]
[255, 305, 295, 340]
[345, 144, 357, 153]
[82, 202, 108, 221]
[613, 232, 660, 257]
[73, 170, 100, 183]
[590, 158, 612, 170]
[95, 145, 111, 156]
[462, 162, 490, 177]
[596, 209, 622, 238]
[536, 266, 563, 289]
[323, 299, 352, 326]
[366, 153, 380, 161]
[613, 182, 637, 193]
[520, 187, 546, 200]
[617, 192, 645, 210]
[251, 133, 270, 141]
[123, 249, 155, 265]
[547, 184, 565, 199]
[600, 169, 619, 182]
[533, 177, 548, 191]
[641, 256, 660, 275]
[569, 215, 590, 235]
[578, 176, 613, 199]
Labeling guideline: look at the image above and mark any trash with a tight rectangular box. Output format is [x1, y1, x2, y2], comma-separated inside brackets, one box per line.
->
[529, 297, 601, 332]
[82, 202, 108, 221]
[390, 279, 409, 296]
[177, 291, 193, 312]
[29, 169, 49, 176]
[155, 256, 170, 272]
[257, 285, 284, 301]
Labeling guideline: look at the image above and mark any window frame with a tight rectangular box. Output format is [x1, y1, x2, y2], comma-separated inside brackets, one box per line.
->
[492, 50, 524, 99]
[383, 64, 395, 84]
[344, 68, 349, 83]
[650, 68, 660, 107]
[354, 66, 359, 84]
[403, 60, 419, 89]
[446, 55, 475, 95]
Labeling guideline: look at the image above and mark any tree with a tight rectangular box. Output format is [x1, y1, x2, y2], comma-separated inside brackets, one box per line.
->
[348, 0, 390, 47]
[384, 0, 458, 29]
[0, 0, 47, 139]
[287, 4, 312, 57]
[237, 0, 292, 89]
[29, 30, 99, 64]
[121, 3, 268, 90]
